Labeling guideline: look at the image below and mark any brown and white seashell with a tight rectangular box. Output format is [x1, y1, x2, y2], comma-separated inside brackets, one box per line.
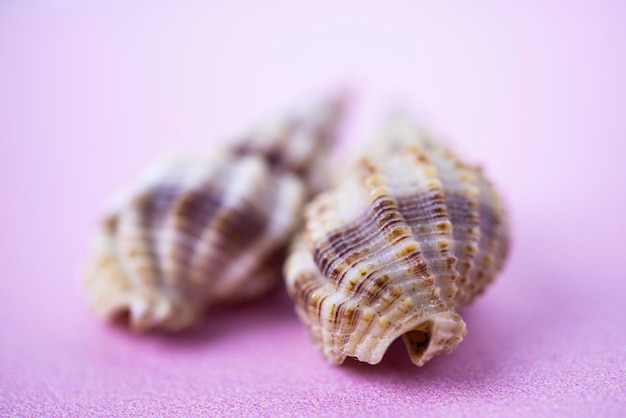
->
[285, 115, 510, 367]
[85, 96, 345, 332]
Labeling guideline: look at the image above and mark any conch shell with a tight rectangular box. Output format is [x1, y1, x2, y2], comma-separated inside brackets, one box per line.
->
[85, 96, 345, 332]
[285, 115, 509, 366]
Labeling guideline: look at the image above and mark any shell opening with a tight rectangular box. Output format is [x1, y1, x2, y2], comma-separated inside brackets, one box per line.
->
[109, 305, 149, 333]
[109, 304, 153, 333]
[402, 322, 433, 365]
[401, 314, 466, 366]
[111, 307, 132, 328]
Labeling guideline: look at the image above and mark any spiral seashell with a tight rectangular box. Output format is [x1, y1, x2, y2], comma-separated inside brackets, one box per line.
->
[285, 115, 510, 366]
[85, 96, 345, 332]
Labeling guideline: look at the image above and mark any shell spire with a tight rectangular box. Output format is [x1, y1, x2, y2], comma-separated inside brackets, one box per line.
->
[285, 114, 509, 366]
[232, 94, 346, 194]
[85, 94, 347, 332]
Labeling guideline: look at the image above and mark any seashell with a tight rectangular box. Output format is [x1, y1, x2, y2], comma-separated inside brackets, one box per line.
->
[85, 96, 345, 332]
[285, 115, 510, 366]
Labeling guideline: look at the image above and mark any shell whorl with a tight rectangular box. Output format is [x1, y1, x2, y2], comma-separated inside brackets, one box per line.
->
[85, 96, 346, 332]
[232, 95, 345, 194]
[285, 115, 509, 366]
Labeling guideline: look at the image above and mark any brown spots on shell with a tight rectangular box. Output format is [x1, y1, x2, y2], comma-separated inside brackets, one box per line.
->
[435, 222, 451, 232]
[390, 286, 403, 298]
[378, 316, 390, 328]
[103, 215, 119, 234]
[417, 154, 431, 164]
[369, 186, 392, 200]
[413, 226, 428, 236]
[327, 303, 338, 325]
[442, 149, 456, 160]
[313, 221, 381, 287]
[125, 246, 144, 258]
[372, 196, 395, 211]
[422, 275, 436, 287]
[377, 212, 401, 229]
[407, 259, 428, 275]
[343, 250, 364, 266]
[386, 226, 409, 242]
[465, 243, 479, 255]
[445, 256, 456, 268]
[365, 174, 384, 188]
[362, 309, 374, 321]
[396, 243, 418, 257]
[397, 192, 450, 241]
[357, 158, 378, 178]
[426, 179, 442, 189]
[405, 145, 422, 155]
[363, 275, 391, 302]
[459, 173, 475, 183]
[343, 276, 360, 294]
[290, 270, 323, 309]
[442, 191, 482, 304]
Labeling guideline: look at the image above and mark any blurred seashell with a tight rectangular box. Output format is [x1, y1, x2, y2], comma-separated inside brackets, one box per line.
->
[85, 96, 346, 332]
[285, 115, 510, 366]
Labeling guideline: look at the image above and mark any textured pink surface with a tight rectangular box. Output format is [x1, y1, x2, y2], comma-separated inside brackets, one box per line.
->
[1, 1, 625, 416]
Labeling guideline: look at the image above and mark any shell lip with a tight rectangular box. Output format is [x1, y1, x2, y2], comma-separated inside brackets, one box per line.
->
[337, 311, 467, 367]
[401, 312, 467, 367]
[90, 291, 204, 333]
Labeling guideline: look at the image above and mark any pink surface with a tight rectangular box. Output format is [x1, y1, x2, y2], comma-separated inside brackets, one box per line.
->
[1, 1, 625, 416]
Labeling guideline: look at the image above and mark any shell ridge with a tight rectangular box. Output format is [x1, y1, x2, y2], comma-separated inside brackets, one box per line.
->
[361, 141, 457, 307]
[187, 157, 273, 299]
[112, 190, 180, 330]
[118, 189, 175, 290]
[141, 184, 206, 329]
[287, 236, 352, 364]
[467, 177, 507, 298]
[115, 197, 158, 292]
[413, 139, 483, 305]
[214, 172, 305, 300]
[156, 167, 216, 292]
[383, 150, 458, 307]
[161, 185, 224, 295]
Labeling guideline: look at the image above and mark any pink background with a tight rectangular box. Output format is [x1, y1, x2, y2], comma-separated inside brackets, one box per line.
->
[1, 1, 625, 416]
